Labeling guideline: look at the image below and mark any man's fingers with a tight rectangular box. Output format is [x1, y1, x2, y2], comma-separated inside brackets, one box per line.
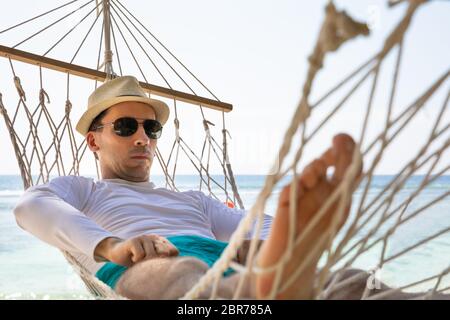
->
[166, 240, 179, 257]
[124, 235, 180, 264]
[159, 238, 179, 257]
[141, 238, 157, 259]
[149, 235, 179, 257]
[129, 240, 145, 263]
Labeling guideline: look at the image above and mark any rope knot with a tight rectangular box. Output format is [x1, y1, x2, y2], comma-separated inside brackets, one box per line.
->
[318, 2, 369, 54]
[39, 88, 50, 105]
[104, 50, 113, 64]
[99, 50, 116, 80]
[222, 128, 232, 140]
[65, 100, 73, 116]
[174, 118, 181, 142]
[0, 93, 5, 116]
[203, 119, 215, 132]
[13, 76, 26, 101]
[174, 118, 180, 129]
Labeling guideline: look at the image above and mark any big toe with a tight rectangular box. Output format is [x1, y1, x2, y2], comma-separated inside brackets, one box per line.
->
[330, 134, 358, 184]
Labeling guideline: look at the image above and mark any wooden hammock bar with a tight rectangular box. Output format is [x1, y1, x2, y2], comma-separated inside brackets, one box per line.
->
[0, 44, 233, 112]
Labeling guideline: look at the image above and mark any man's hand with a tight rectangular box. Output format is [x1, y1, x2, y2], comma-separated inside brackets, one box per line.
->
[235, 239, 264, 264]
[94, 234, 179, 267]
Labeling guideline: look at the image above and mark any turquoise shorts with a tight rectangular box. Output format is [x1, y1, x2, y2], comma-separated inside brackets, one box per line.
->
[95, 235, 235, 289]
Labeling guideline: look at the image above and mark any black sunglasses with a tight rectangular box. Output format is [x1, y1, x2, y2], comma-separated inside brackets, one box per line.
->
[94, 117, 163, 139]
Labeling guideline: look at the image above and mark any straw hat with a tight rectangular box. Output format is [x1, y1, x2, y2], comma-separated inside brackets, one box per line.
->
[76, 76, 170, 136]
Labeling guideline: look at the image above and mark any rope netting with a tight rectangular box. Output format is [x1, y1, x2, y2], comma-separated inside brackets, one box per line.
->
[182, 0, 450, 300]
[0, 0, 243, 204]
[0, 0, 244, 298]
[0, 0, 448, 299]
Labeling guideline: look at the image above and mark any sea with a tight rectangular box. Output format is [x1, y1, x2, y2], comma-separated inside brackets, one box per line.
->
[0, 174, 449, 299]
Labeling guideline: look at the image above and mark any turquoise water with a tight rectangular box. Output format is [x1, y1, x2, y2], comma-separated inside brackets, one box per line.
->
[0, 174, 449, 299]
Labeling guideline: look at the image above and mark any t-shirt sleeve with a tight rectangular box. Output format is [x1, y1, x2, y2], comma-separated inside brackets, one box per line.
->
[197, 191, 273, 242]
[13, 176, 113, 261]
[38, 175, 91, 210]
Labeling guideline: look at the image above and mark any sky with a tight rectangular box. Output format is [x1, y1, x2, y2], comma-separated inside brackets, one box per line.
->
[0, 0, 449, 176]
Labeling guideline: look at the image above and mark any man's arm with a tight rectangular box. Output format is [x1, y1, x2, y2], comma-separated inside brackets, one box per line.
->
[14, 185, 115, 261]
[14, 177, 180, 267]
[15, 186, 179, 266]
[196, 191, 273, 263]
[199, 192, 273, 242]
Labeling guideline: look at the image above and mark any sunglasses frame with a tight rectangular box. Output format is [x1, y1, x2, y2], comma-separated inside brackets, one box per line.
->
[94, 117, 163, 139]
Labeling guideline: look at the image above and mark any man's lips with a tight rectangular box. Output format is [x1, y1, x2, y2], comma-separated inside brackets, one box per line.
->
[130, 153, 151, 159]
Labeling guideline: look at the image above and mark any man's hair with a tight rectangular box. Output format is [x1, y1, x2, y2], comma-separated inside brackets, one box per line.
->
[88, 108, 109, 132]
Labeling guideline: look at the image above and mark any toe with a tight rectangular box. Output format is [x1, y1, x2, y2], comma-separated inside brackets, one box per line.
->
[300, 159, 328, 189]
[278, 182, 304, 208]
[300, 162, 319, 189]
[313, 158, 327, 179]
[320, 147, 335, 167]
[331, 134, 356, 184]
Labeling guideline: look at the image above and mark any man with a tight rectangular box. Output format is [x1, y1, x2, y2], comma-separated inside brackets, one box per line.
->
[13, 76, 438, 300]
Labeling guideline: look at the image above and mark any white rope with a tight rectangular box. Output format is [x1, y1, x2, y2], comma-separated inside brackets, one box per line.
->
[183, 0, 449, 300]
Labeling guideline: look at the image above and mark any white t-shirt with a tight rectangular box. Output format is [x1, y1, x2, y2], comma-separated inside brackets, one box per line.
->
[13, 176, 273, 274]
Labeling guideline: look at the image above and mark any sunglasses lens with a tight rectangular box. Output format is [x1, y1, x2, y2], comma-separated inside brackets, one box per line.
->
[144, 119, 162, 139]
[111, 118, 162, 139]
[114, 117, 138, 136]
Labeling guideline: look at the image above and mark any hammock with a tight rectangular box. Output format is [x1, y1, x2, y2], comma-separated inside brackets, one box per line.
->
[1, 0, 449, 299]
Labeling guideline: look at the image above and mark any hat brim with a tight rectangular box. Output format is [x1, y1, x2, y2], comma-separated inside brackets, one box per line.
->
[76, 96, 170, 136]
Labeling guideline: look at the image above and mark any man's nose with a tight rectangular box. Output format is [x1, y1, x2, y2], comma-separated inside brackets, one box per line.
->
[133, 125, 150, 147]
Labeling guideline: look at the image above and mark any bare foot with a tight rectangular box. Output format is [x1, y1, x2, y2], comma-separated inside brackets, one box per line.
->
[256, 133, 361, 299]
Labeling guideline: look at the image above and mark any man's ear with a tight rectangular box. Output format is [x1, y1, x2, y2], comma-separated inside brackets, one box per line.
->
[86, 132, 100, 160]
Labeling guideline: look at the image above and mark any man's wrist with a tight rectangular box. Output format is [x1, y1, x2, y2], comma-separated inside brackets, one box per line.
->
[94, 236, 123, 262]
